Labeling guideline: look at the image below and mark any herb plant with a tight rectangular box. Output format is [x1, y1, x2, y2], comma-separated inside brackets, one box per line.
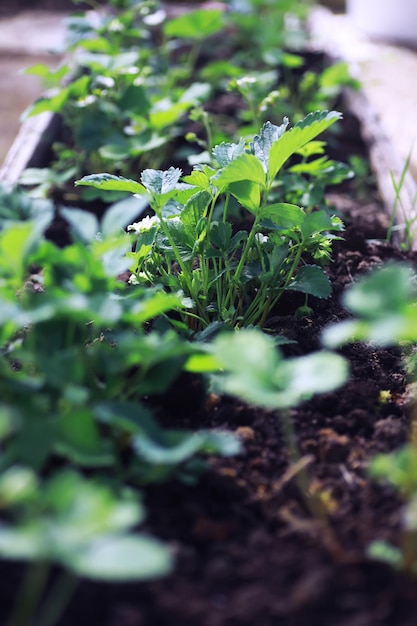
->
[77, 111, 344, 332]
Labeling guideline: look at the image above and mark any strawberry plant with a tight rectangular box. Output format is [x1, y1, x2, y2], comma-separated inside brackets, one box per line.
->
[77, 111, 344, 331]
[323, 263, 417, 575]
[0, 192, 241, 625]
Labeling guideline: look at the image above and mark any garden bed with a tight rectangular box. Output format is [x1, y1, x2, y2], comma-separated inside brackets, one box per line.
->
[1, 3, 417, 625]
[2, 116, 417, 626]
[2, 183, 415, 626]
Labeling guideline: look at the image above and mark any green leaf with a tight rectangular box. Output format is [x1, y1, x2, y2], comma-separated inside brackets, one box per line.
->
[55, 409, 102, 457]
[288, 265, 331, 298]
[210, 222, 232, 252]
[164, 9, 224, 40]
[61, 208, 99, 243]
[228, 180, 260, 212]
[268, 111, 342, 181]
[180, 82, 212, 105]
[213, 153, 266, 189]
[141, 167, 182, 196]
[66, 535, 172, 581]
[75, 174, 147, 196]
[133, 429, 240, 465]
[149, 101, 191, 129]
[134, 431, 207, 465]
[250, 119, 289, 172]
[118, 84, 151, 115]
[213, 336, 347, 410]
[343, 263, 414, 319]
[212, 139, 246, 167]
[185, 351, 222, 372]
[301, 210, 334, 239]
[101, 196, 149, 238]
[0, 524, 46, 560]
[182, 169, 211, 191]
[263, 203, 305, 228]
[367, 541, 403, 570]
[282, 351, 348, 403]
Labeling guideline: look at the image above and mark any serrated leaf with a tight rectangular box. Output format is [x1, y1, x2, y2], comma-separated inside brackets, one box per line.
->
[213, 153, 266, 189]
[288, 265, 331, 298]
[212, 139, 246, 167]
[250, 119, 289, 172]
[75, 174, 147, 196]
[182, 169, 211, 191]
[268, 111, 342, 181]
[228, 180, 261, 212]
[210, 222, 232, 251]
[263, 203, 305, 228]
[181, 191, 211, 235]
[141, 167, 182, 195]
[301, 210, 334, 239]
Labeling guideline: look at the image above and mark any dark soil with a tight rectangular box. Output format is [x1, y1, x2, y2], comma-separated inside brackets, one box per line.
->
[21, 193, 416, 625]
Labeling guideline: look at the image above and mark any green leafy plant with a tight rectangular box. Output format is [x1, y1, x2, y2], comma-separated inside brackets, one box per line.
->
[20, 1, 213, 201]
[187, 326, 349, 547]
[367, 446, 417, 575]
[322, 263, 417, 347]
[0, 469, 171, 626]
[0, 214, 238, 478]
[322, 263, 417, 574]
[0, 198, 242, 623]
[77, 111, 344, 332]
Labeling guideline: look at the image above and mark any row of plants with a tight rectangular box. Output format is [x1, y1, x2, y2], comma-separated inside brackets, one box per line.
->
[19, 0, 357, 207]
[1, 0, 416, 623]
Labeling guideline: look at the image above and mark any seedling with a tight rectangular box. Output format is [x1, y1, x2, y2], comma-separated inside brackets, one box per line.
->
[77, 111, 344, 332]
[0, 469, 172, 626]
[323, 263, 417, 574]
[187, 327, 349, 556]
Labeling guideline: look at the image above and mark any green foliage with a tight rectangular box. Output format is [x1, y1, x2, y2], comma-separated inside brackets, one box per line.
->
[367, 445, 417, 575]
[163, 8, 225, 40]
[323, 263, 417, 347]
[77, 113, 343, 331]
[322, 263, 417, 575]
[0, 469, 172, 581]
[209, 329, 348, 409]
[0, 202, 242, 624]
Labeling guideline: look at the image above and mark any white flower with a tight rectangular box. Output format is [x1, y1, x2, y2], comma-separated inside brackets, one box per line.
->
[127, 215, 160, 234]
[255, 233, 268, 244]
[236, 76, 257, 87]
[128, 274, 140, 285]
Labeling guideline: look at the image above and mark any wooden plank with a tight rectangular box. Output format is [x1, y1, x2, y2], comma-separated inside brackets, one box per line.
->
[309, 6, 417, 248]
[0, 111, 60, 184]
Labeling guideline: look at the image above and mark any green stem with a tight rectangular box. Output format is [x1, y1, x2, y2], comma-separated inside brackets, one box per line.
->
[36, 571, 78, 626]
[156, 208, 208, 323]
[242, 282, 269, 327]
[236, 214, 264, 281]
[8, 561, 50, 626]
[222, 192, 230, 224]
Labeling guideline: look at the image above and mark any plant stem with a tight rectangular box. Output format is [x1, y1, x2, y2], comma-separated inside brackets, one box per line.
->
[223, 213, 262, 313]
[156, 209, 209, 325]
[8, 561, 50, 626]
[36, 571, 78, 626]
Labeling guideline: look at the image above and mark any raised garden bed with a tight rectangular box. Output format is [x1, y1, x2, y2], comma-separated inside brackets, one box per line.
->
[1, 3, 417, 626]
